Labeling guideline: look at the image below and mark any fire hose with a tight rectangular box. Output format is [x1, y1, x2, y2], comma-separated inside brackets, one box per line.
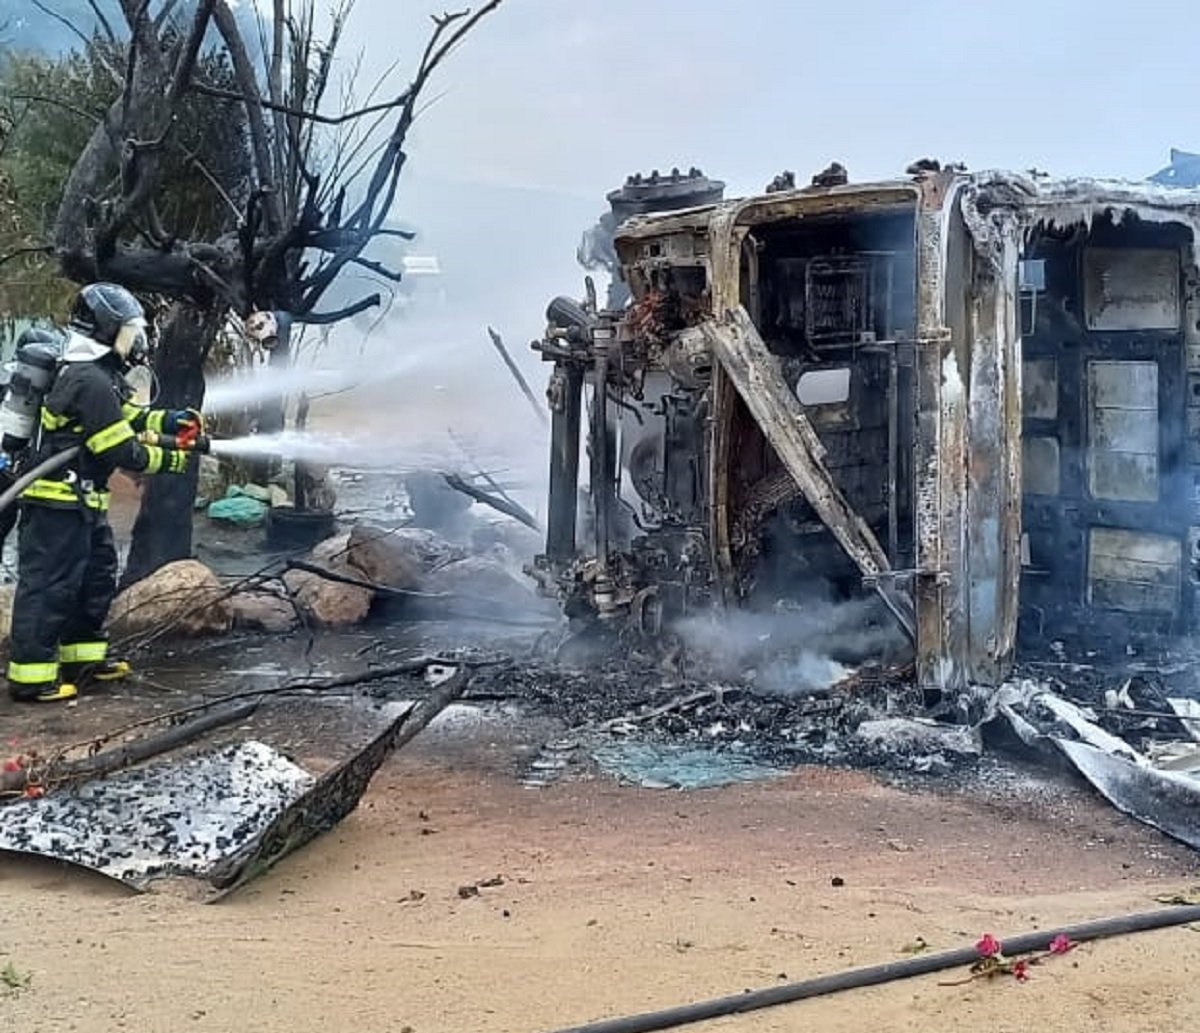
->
[544, 903, 1200, 1033]
[0, 446, 81, 516]
[0, 433, 211, 519]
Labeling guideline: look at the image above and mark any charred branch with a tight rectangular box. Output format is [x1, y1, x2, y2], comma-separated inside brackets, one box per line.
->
[298, 293, 381, 324]
[350, 255, 404, 282]
[211, 0, 283, 232]
[188, 80, 421, 126]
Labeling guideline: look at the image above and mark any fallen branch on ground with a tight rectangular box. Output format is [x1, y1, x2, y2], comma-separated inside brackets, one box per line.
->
[0, 700, 260, 798]
[442, 472, 539, 531]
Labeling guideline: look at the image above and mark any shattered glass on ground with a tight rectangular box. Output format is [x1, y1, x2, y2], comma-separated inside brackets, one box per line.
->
[589, 741, 786, 790]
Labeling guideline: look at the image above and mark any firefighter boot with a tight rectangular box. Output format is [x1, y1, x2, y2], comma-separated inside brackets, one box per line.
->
[60, 659, 132, 687]
[8, 681, 78, 703]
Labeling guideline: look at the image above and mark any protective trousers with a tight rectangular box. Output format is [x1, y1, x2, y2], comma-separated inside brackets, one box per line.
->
[6, 503, 117, 700]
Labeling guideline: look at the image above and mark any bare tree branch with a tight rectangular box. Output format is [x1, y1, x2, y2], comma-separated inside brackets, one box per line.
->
[187, 80, 419, 127]
[0, 245, 55, 270]
[298, 1, 503, 313]
[26, 0, 124, 86]
[153, 0, 181, 32]
[211, 0, 283, 232]
[301, 293, 381, 324]
[183, 150, 244, 225]
[268, 0, 287, 191]
[350, 255, 404, 282]
[7, 93, 105, 125]
[88, 0, 118, 42]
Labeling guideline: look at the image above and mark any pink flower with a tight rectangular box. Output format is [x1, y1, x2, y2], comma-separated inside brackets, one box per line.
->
[976, 933, 1002, 958]
[2, 757, 20, 773]
[1048, 934, 1074, 955]
[1012, 959, 1030, 982]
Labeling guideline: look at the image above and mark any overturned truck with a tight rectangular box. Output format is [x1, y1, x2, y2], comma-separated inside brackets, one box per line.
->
[533, 166, 1200, 691]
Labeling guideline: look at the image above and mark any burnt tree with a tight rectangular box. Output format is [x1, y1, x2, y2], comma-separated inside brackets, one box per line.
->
[16, 0, 502, 580]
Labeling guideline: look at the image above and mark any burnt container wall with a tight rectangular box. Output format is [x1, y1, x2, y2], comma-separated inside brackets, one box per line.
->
[961, 200, 1023, 683]
[722, 210, 918, 603]
[1019, 215, 1194, 649]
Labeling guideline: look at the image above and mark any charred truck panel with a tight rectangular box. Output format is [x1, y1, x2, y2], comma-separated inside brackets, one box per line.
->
[534, 169, 1200, 691]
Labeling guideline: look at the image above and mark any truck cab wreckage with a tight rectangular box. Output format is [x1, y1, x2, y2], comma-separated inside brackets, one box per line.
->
[533, 166, 1200, 694]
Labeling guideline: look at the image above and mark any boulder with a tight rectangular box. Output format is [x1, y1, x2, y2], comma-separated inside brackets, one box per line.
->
[382, 527, 466, 571]
[229, 589, 299, 633]
[196, 454, 225, 506]
[344, 524, 424, 590]
[282, 569, 372, 627]
[107, 560, 232, 637]
[310, 532, 353, 569]
[425, 555, 546, 612]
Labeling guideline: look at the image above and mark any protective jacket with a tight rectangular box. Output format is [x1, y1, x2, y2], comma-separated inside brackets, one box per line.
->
[6, 332, 189, 701]
[22, 331, 183, 512]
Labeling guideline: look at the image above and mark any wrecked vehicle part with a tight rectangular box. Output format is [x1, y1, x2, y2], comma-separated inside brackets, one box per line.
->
[537, 166, 1200, 695]
[0, 740, 314, 892]
[991, 679, 1200, 851]
[1054, 739, 1200, 852]
[0, 669, 467, 898]
[697, 307, 915, 641]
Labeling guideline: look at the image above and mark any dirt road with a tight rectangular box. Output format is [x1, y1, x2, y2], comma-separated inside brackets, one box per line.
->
[3, 717, 1200, 1033]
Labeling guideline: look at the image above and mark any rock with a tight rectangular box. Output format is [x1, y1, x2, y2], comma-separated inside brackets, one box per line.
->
[310, 532, 353, 569]
[345, 525, 423, 590]
[425, 555, 547, 612]
[196, 454, 224, 505]
[229, 589, 298, 633]
[268, 484, 290, 508]
[282, 570, 372, 627]
[382, 527, 466, 571]
[238, 483, 272, 503]
[853, 717, 981, 758]
[107, 560, 232, 637]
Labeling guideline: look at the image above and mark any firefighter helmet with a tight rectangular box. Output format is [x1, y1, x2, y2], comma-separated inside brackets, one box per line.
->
[69, 283, 145, 347]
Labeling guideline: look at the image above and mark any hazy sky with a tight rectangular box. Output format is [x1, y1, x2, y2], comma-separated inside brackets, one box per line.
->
[301, 0, 1199, 441]
[349, 0, 1194, 199]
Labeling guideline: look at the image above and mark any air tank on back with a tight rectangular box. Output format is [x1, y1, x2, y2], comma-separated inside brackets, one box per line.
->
[0, 328, 64, 455]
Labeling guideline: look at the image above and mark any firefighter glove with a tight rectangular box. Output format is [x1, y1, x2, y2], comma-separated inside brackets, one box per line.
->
[164, 408, 204, 435]
[164, 449, 192, 474]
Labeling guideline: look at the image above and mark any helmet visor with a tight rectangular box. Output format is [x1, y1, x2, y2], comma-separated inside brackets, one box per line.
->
[114, 319, 150, 365]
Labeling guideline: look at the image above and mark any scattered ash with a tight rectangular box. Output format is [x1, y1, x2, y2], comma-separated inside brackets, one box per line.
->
[469, 655, 979, 775]
[0, 742, 313, 888]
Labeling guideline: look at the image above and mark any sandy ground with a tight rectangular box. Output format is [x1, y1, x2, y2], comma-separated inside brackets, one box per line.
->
[3, 709, 1200, 1033]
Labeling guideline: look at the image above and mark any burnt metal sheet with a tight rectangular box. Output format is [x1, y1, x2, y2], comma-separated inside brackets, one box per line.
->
[699, 306, 915, 641]
[0, 700, 421, 898]
[1083, 247, 1180, 331]
[0, 741, 314, 889]
[1056, 738, 1200, 852]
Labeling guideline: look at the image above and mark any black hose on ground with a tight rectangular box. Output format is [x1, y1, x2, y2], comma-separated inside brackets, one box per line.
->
[0, 446, 81, 516]
[546, 904, 1200, 1033]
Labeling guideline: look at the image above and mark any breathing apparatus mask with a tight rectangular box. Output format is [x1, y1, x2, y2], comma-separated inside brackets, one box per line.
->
[113, 318, 151, 368]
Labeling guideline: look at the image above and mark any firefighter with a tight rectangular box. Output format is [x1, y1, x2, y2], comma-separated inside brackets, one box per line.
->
[6, 283, 202, 703]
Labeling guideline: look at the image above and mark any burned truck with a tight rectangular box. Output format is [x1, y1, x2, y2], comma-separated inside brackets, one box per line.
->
[532, 165, 1200, 692]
